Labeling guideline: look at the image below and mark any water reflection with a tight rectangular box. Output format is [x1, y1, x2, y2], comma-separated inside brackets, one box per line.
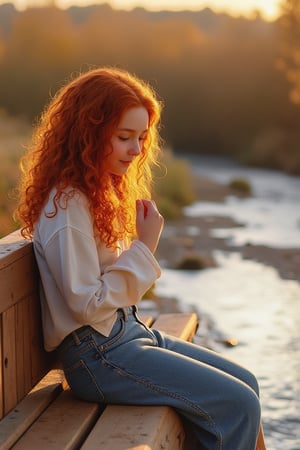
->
[156, 252, 300, 450]
[185, 195, 300, 248]
[157, 156, 300, 449]
[184, 156, 300, 249]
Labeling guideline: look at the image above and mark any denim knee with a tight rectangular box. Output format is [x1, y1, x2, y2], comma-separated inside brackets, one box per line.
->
[242, 367, 260, 397]
[230, 380, 261, 432]
[244, 387, 261, 420]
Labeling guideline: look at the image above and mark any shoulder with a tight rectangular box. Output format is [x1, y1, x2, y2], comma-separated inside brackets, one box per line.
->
[35, 187, 94, 244]
[46, 187, 89, 212]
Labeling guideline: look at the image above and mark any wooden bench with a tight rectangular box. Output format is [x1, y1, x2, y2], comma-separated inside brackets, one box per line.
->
[0, 230, 266, 450]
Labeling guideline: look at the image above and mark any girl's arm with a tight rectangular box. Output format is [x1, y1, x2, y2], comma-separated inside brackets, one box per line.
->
[36, 194, 161, 327]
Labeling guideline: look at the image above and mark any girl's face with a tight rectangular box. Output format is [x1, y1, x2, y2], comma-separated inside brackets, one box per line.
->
[105, 106, 149, 177]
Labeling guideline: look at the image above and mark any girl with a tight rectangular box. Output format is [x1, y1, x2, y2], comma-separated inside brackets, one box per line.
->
[17, 67, 262, 449]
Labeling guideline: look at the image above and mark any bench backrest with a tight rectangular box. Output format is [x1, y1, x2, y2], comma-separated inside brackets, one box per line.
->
[0, 231, 50, 419]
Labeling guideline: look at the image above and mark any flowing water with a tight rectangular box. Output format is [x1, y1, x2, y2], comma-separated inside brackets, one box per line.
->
[155, 156, 300, 450]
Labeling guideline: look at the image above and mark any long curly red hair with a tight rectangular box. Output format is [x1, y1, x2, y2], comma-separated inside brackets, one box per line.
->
[16, 67, 162, 247]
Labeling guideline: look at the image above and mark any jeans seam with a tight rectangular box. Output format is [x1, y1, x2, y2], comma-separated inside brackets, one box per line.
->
[64, 358, 105, 402]
[101, 357, 222, 450]
[95, 317, 126, 352]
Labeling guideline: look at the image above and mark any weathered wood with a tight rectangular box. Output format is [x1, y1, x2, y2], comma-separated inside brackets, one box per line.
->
[257, 425, 266, 450]
[12, 389, 101, 450]
[0, 230, 267, 450]
[80, 312, 198, 450]
[0, 231, 31, 269]
[2, 306, 18, 415]
[0, 318, 3, 419]
[0, 252, 39, 314]
[0, 232, 50, 415]
[137, 314, 154, 328]
[0, 369, 64, 450]
[28, 290, 49, 385]
[3, 294, 49, 416]
[152, 312, 198, 342]
[81, 405, 185, 450]
[15, 298, 28, 401]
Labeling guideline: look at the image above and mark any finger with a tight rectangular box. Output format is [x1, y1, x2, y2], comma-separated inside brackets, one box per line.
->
[141, 200, 149, 218]
[136, 199, 145, 219]
[143, 199, 157, 211]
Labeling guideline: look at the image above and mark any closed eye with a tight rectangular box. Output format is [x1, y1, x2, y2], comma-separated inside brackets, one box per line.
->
[118, 135, 146, 142]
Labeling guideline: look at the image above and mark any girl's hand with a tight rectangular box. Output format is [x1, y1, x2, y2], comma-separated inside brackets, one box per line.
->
[136, 199, 164, 254]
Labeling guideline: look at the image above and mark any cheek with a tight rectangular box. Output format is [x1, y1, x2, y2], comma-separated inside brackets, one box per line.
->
[112, 141, 127, 157]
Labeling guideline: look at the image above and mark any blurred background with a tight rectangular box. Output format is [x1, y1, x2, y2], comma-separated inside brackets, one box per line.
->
[0, 2, 300, 449]
[0, 0, 300, 235]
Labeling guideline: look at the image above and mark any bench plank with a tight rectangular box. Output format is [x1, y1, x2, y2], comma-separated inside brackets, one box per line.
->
[81, 405, 185, 450]
[12, 389, 101, 450]
[28, 291, 49, 385]
[16, 297, 41, 401]
[257, 426, 266, 450]
[0, 231, 267, 450]
[0, 370, 64, 450]
[0, 246, 38, 314]
[15, 299, 27, 400]
[0, 319, 3, 419]
[152, 312, 198, 342]
[80, 313, 197, 450]
[0, 231, 30, 269]
[2, 306, 18, 415]
[136, 313, 154, 328]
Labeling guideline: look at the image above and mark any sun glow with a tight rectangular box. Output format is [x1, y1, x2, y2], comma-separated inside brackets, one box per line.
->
[107, 0, 280, 21]
[3, 0, 281, 21]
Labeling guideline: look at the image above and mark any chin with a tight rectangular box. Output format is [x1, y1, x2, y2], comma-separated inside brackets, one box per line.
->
[110, 170, 126, 178]
[109, 164, 131, 177]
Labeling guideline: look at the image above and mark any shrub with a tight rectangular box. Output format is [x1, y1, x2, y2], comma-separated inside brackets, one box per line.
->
[176, 252, 217, 271]
[228, 177, 252, 194]
[154, 150, 196, 220]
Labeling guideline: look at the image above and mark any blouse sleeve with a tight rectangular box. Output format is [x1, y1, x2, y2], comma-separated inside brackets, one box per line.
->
[39, 196, 161, 325]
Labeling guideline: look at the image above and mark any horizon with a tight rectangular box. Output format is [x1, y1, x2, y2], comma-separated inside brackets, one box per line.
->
[0, 0, 281, 21]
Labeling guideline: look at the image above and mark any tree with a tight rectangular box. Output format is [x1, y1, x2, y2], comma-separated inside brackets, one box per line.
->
[0, 6, 78, 117]
[278, 0, 300, 103]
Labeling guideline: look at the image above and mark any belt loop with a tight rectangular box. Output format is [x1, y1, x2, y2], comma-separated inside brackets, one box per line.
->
[71, 330, 81, 345]
[123, 307, 129, 321]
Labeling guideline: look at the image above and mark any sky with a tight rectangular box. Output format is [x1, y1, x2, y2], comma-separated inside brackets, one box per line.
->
[3, 0, 282, 21]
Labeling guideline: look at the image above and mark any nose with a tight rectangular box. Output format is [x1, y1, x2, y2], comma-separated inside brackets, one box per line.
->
[129, 139, 142, 156]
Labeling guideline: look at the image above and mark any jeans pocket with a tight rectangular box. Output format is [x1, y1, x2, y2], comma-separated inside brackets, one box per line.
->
[64, 358, 105, 403]
[95, 316, 126, 352]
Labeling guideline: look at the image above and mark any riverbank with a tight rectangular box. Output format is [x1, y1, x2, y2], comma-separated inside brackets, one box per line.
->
[156, 174, 300, 281]
[149, 167, 300, 450]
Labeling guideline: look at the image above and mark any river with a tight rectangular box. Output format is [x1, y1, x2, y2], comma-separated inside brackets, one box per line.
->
[155, 156, 300, 450]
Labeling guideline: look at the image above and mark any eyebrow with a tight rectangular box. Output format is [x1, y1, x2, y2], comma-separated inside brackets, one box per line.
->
[118, 128, 148, 133]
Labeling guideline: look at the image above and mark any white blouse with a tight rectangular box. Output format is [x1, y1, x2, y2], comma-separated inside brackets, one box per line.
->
[33, 188, 161, 351]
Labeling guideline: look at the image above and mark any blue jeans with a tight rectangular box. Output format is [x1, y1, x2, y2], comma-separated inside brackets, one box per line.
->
[57, 307, 261, 450]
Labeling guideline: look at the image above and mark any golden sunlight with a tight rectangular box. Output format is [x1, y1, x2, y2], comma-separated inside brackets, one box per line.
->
[5, 0, 281, 21]
[101, 0, 280, 20]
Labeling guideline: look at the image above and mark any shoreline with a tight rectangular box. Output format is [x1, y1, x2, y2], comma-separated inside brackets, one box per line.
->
[156, 174, 300, 282]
